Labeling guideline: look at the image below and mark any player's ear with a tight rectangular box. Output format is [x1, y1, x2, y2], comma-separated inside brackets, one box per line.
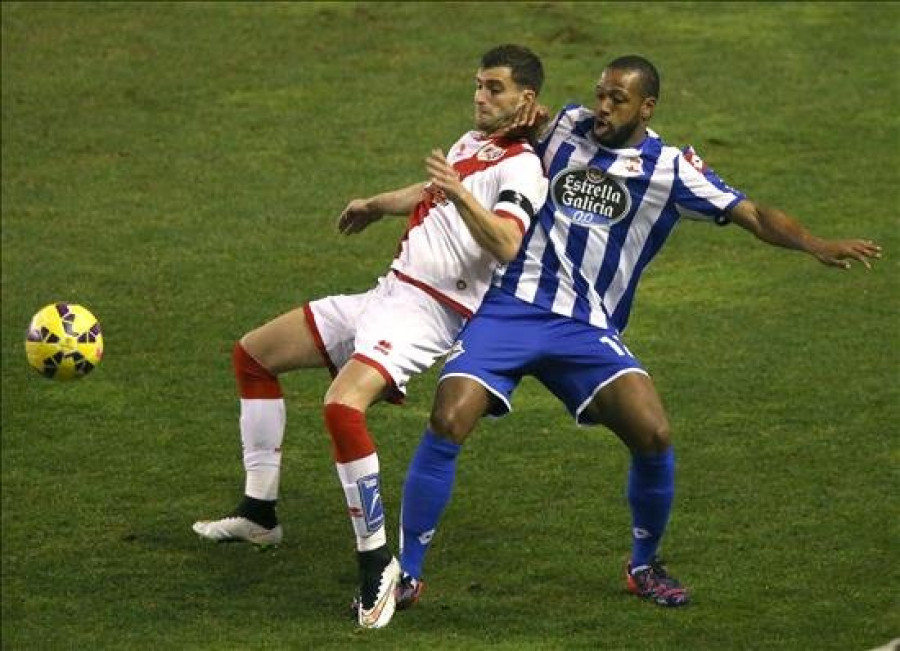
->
[641, 96, 656, 121]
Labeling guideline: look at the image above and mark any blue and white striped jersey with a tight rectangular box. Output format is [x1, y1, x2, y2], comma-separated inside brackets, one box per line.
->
[495, 104, 746, 332]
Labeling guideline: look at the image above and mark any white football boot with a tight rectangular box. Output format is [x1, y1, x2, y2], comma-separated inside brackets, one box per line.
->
[192, 516, 283, 547]
[357, 555, 400, 629]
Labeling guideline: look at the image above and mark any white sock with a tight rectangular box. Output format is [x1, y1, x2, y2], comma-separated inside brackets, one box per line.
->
[336, 453, 387, 551]
[240, 398, 285, 501]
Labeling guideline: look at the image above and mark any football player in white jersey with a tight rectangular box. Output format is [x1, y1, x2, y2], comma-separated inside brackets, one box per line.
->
[191, 44, 548, 629]
[396, 55, 882, 610]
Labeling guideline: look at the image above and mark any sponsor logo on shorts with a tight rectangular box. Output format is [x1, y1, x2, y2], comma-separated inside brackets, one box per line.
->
[446, 340, 465, 363]
[550, 165, 631, 227]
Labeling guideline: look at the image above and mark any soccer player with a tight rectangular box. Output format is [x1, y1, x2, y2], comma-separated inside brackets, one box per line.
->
[396, 55, 882, 609]
[191, 44, 548, 629]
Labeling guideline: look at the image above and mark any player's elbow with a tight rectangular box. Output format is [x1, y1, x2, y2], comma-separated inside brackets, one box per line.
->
[493, 230, 524, 264]
[494, 242, 521, 264]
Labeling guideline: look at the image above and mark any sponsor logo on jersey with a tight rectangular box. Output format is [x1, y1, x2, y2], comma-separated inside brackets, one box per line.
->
[550, 165, 632, 227]
[477, 143, 505, 162]
[357, 474, 385, 533]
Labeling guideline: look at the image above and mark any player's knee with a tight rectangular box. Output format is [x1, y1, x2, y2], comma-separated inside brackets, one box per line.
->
[428, 404, 475, 445]
[636, 419, 671, 455]
[233, 340, 282, 399]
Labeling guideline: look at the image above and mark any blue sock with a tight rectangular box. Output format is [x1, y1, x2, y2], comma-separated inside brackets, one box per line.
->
[400, 429, 461, 580]
[628, 447, 675, 569]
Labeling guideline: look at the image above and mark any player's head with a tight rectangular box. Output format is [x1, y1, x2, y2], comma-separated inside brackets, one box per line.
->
[593, 55, 659, 148]
[474, 44, 543, 136]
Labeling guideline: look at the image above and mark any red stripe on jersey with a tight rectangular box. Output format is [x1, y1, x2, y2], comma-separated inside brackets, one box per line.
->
[494, 208, 526, 236]
[452, 139, 531, 182]
[392, 270, 473, 318]
[303, 304, 338, 378]
[395, 195, 431, 258]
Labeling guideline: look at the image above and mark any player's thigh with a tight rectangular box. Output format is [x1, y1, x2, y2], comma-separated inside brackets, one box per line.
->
[583, 371, 671, 454]
[429, 376, 494, 444]
[241, 307, 325, 374]
[324, 357, 392, 411]
[534, 324, 647, 425]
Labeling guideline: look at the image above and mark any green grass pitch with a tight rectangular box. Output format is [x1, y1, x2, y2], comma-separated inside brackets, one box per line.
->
[2, 2, 898, 649]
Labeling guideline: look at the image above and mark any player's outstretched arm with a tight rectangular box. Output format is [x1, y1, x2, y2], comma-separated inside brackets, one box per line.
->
[337, 182, 427, 235]
[727, 199, 882, 270]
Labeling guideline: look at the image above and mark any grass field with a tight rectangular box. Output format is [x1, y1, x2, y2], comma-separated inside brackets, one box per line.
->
[2, 2, 898, 649]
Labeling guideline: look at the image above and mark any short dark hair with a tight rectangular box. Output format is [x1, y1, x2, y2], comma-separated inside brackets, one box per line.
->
[607, 55, 660, 100]
[481, 44, 544, 95]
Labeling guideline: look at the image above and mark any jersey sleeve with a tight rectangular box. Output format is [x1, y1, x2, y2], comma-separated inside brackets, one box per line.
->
[535, 104, 581, 159]
[492, 151, 548, 234]
[673, 145, 746, 225]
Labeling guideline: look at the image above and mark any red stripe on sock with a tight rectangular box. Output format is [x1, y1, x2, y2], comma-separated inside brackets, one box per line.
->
[233, 342, 283, 399]
[323, 403, 375, 463]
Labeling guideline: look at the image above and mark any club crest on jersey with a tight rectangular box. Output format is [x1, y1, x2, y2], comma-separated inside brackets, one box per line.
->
[683, 146, 708, 174]
[477, 143, 505, 162]
[550, 165, 632, 227]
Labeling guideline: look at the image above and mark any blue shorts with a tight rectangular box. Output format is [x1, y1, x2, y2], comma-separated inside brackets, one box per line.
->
[441, 287, 647, 425]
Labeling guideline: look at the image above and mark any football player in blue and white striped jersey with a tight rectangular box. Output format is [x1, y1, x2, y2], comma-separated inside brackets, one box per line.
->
[396, 55, 882, 609]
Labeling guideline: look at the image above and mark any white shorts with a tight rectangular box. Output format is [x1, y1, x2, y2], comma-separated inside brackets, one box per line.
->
[304, 273, 467, 401]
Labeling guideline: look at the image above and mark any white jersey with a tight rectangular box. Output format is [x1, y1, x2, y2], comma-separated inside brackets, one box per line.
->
[496, 104, 746, 332]
[390, 131, 548, 317]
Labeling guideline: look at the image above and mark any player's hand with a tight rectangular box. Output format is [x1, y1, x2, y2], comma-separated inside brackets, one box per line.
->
[337, 199, 383, 235]
[425, 149, 465, 202]
[499, 101, 550, 141]
[812, 238, 882, 270]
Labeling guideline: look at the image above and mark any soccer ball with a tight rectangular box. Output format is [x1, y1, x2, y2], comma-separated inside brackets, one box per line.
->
[25, 302, 104, 380]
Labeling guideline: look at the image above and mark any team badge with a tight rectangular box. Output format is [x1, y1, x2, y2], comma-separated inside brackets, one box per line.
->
[683, 146, 708, 173]
[477, 143, 505, 162]
[550, 164, 632, 227]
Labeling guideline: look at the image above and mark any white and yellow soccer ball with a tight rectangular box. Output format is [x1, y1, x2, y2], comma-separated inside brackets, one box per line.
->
[25, 302, 104, 380]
